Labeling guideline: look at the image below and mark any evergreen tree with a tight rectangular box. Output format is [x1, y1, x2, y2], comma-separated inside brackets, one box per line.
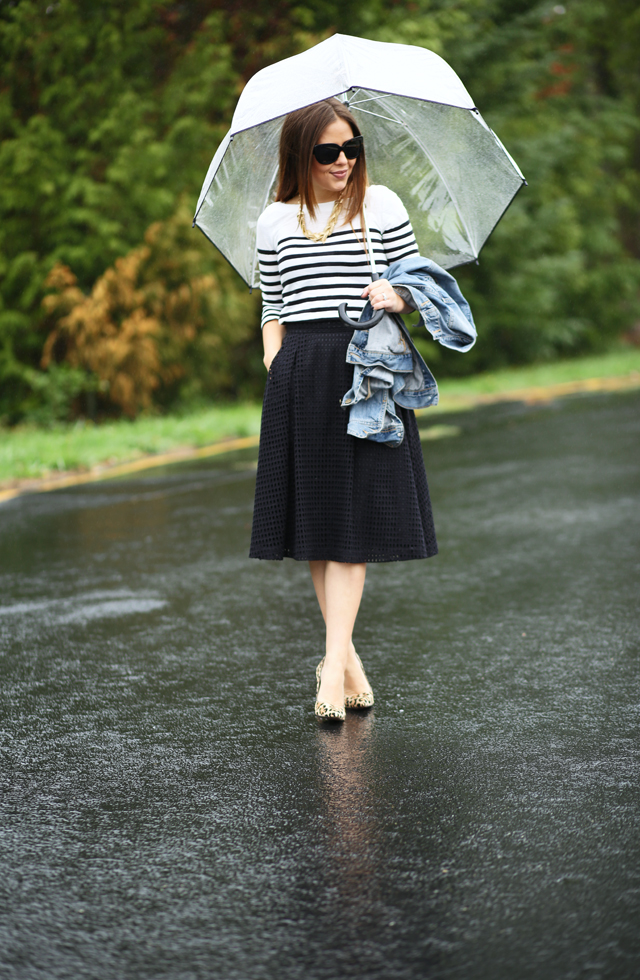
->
[1, 0, 639, 420]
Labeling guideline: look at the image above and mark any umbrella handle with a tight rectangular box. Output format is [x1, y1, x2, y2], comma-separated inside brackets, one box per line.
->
[338, 304, 385, 330]
[337, 272, 384, 330]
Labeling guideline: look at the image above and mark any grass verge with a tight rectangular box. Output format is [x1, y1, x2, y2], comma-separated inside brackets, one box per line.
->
[0, 403, 262, 484]
[435, 347, 640, 402]
[1, 347, 639, 486]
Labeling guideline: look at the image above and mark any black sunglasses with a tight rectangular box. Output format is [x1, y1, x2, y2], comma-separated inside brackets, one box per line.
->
[312, 135, 363, 166]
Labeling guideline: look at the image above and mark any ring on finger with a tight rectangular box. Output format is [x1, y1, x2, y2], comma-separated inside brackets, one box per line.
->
[381, 292, 387, 301]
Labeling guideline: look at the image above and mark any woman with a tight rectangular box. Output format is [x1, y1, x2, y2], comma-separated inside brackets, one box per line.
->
[250, 98, 437, 720]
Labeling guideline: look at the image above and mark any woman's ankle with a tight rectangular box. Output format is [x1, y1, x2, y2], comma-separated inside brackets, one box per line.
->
[344, 649, 369, 688]
[323, 648, 348, 673]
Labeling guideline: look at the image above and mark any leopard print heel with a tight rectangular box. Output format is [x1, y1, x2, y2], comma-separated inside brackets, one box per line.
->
[314, 700, 346, 720]
[344, 651, 374, 710]
[314, 657, 346, 721]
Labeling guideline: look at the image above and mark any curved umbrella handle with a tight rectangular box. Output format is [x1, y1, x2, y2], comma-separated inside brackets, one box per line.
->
[338, 303, 385, 330]
[338, 272, 384, 329]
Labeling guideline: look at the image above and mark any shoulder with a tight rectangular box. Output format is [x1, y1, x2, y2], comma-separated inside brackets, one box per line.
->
[257, 202, 297, 248]
[365, 185, 409, 225]
[366, 184, 404, 207]
[257, 202, 287, 232]
[258, 201, 290, 222]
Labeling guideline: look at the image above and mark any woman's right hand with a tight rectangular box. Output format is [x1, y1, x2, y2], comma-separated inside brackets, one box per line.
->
[262, 319, 286, 370]
[263, 350, 280, 370]
[263, 348, 281, 371]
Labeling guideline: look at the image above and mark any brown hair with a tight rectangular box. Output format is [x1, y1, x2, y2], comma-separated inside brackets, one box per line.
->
[275, 98, 368, 228]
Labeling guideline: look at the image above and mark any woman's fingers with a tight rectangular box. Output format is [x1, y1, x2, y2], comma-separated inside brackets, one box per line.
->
[364, 279, 396, 310]
[361, 279, 403, 312]
[361, 278, 391, 299]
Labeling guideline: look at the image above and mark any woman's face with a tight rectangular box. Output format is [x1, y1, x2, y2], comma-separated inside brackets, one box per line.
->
[310, 117, 357, 202]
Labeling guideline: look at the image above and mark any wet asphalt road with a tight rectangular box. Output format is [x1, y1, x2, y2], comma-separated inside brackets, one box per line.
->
[0, 391, 639, 980]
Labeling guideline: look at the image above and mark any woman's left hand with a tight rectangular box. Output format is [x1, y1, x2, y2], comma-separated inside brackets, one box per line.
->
[361, 279, 409, 314]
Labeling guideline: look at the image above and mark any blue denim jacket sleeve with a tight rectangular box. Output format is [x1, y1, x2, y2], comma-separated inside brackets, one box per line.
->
[383, 256, 476, 352]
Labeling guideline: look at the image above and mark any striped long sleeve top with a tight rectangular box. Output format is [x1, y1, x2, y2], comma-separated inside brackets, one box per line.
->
[257, 184, 419, 328]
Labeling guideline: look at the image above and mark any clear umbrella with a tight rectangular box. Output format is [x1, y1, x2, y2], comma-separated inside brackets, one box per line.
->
[193, 33, 525, 287]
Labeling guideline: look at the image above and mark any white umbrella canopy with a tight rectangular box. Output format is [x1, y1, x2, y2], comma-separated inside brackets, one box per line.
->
[194, 33, 525, 287]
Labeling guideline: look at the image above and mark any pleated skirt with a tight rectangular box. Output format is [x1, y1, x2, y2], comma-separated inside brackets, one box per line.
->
[249, 320, 438, 563]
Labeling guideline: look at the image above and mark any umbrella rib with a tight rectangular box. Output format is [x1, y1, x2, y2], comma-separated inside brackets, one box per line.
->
[353, 105, 407, 126]
[348, 94, 395, 107]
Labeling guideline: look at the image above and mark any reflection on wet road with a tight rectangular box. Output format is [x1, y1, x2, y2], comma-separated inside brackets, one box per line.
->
[1, 392, 639, 980]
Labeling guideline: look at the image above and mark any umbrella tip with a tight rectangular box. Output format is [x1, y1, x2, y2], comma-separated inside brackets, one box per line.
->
[192, 219, 196, 228]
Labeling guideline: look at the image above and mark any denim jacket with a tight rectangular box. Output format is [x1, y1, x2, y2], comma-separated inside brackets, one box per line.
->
[341, 256, 476, 446]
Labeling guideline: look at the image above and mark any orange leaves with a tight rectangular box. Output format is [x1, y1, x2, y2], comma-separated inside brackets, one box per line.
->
[535, 45, 578, 101]
[42, 247, 162, 417]
[41, 204, 260, 418]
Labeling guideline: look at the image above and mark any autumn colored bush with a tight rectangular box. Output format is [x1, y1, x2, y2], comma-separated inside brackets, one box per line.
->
[41, 205, 260, 418]
[3, 1, 640, 422]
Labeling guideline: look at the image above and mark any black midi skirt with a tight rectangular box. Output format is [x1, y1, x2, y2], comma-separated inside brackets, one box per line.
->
[249, 319, 438, 563]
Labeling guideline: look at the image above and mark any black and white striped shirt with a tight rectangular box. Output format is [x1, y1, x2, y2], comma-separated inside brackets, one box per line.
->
[257, 184, 418, 328]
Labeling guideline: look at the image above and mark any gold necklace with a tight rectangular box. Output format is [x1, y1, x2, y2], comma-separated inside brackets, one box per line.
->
[297, 194, 344, 243]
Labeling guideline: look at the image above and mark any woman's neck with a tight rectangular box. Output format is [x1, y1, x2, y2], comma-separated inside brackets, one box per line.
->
[285, 191, 341, 206]
[313, 189, 342, 204]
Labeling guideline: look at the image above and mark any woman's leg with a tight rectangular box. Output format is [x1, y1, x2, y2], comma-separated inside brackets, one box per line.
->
[309, 560, 370, 705]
